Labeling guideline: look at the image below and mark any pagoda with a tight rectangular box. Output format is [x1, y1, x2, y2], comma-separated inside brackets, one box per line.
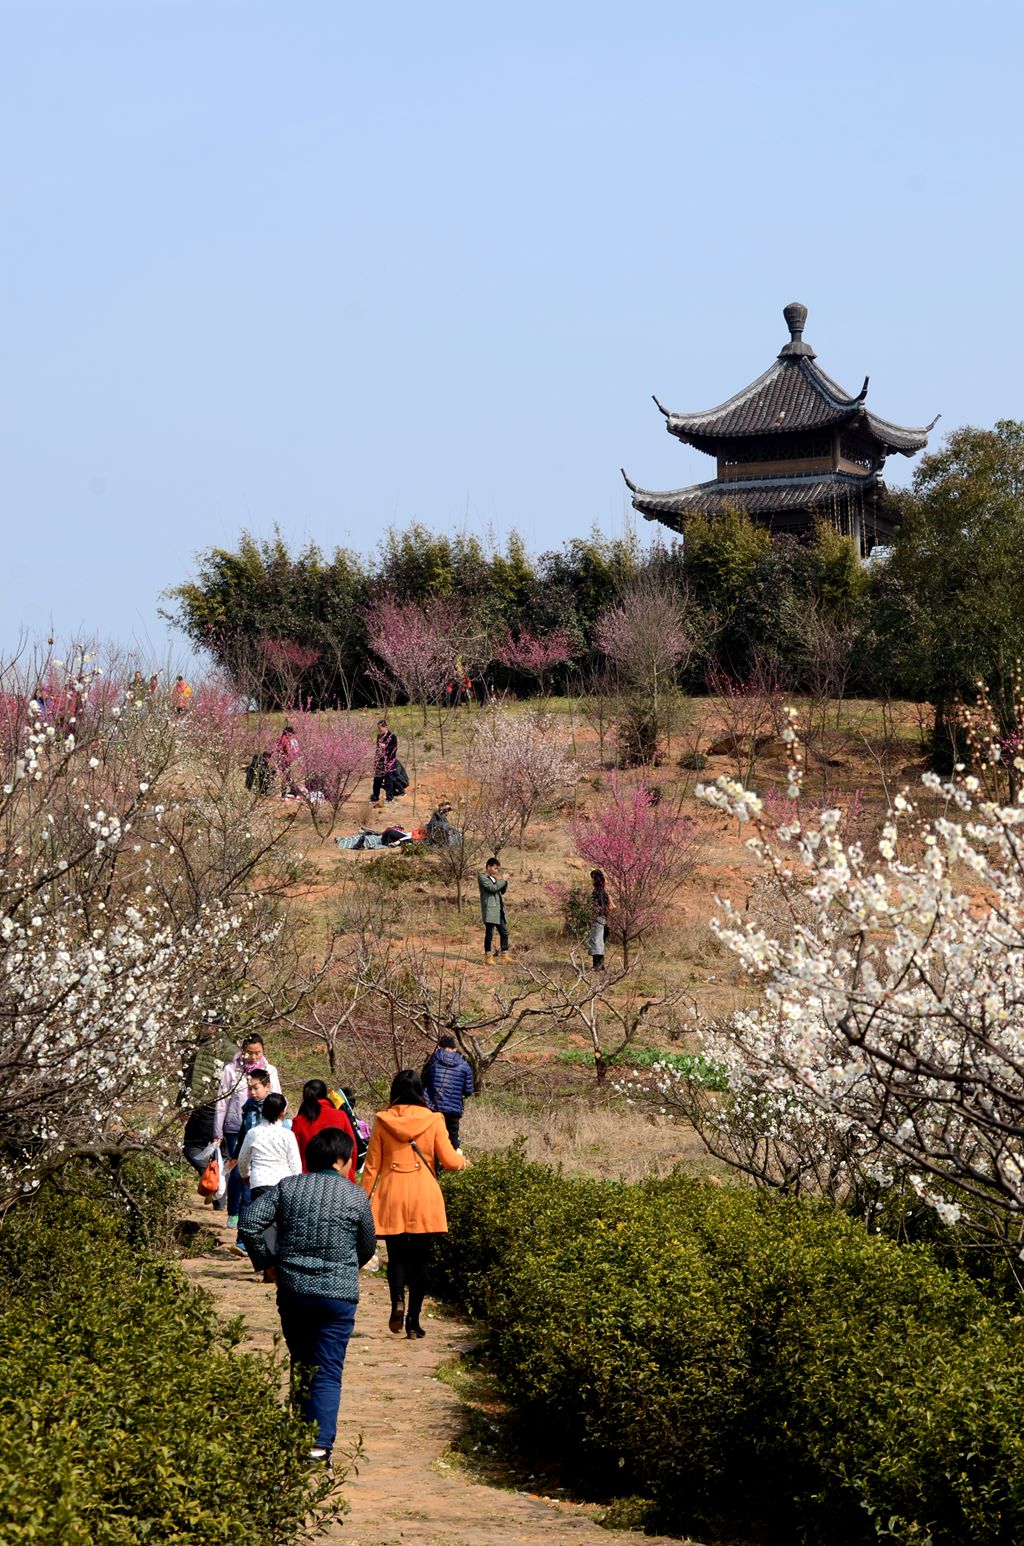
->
[622, 302, 937, 553]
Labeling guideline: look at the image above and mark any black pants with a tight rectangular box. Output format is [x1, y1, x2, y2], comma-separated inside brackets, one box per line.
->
[384, 1233, 435, 1328]
[441, 1111, 461, 1149]
[372, 773, 393, 803]
[484, 921, 509, 954]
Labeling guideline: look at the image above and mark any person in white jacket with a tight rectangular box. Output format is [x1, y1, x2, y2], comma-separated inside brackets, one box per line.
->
[237, 1094, 302, 1198]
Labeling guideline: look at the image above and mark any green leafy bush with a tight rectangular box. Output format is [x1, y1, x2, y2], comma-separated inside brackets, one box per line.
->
[558, 1043, 727, 1088]
[547, 881, 593, 943]
[0, 1177, 336, 1545]
[435, 1154, 1024, 1544]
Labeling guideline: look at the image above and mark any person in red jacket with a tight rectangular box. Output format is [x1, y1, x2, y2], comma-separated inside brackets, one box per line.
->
[291, 1079, 357, 1179]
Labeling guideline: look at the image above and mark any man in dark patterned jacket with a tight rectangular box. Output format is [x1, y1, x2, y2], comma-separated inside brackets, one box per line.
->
[240, 1127, 376, 1462]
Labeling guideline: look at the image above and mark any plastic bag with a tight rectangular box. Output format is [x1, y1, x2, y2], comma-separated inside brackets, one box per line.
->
[196, 1146, 220, 1198]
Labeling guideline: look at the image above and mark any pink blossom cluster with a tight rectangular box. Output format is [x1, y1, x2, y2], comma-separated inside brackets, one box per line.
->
[570, 777, 699, 963]
[493, 627, 577, 677]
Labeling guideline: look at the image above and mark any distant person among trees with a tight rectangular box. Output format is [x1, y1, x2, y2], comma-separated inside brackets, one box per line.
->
[172, 674, 192, 713]
[214, 1035, 281, 1227]
[589, 868, 610, 970]
[445, 656, 474, 706]
[421, 1034, 474, 1150]
[478, 857, 509, 961]
[424, 803, 460, 847]
[239, 1127, 376, 1465]
[244, 749, 274, 795]
[275, 722, 301, 798]
[360, 1069, 469, 1340]
[128, 669, 146, 703]
[291, 1079, 357, 1179]
[372, 719, 398, 806]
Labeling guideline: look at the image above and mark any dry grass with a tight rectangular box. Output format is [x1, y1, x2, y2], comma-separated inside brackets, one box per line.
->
[460, 1095, 718, 1183]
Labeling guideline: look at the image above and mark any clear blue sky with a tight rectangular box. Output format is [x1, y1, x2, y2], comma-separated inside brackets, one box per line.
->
[1, 0, 1020, 658]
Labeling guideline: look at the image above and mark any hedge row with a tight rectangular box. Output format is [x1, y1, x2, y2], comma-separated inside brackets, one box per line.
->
[0, 1162, 334, 1545]
[434, 1153, 1024, 1544]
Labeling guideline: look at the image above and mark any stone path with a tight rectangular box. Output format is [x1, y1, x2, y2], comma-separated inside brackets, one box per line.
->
[182, 1206, 696, 1546]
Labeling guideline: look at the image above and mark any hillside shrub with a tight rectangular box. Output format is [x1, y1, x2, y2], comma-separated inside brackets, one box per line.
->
[0, 1176, 336, 1545]
[548, 880, 592, 943]
[557, 1044, 727, 1087]
[434, 1154, 1024, 1544]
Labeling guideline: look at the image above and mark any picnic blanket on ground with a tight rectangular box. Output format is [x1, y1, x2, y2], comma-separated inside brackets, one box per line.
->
[336, 831, 385, 850]
[335, 828, 412, 851]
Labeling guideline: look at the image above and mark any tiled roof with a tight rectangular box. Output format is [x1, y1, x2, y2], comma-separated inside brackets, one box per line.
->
[622, 469, 880, 524]
[656, 303, 937, 456]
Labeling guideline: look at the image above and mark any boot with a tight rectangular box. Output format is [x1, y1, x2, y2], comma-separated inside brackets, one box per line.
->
[388, 1296, 406, 1335]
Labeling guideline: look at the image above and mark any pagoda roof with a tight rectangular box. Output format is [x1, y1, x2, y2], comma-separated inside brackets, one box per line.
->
[654, 302, 937, 457]
[622, 469, 880, 525]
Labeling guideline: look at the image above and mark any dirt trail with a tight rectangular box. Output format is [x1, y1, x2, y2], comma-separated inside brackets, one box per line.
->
[183, 1208, 696, 1546]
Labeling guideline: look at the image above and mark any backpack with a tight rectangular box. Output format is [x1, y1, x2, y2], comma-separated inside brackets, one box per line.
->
[330, 1090, 370, 1167]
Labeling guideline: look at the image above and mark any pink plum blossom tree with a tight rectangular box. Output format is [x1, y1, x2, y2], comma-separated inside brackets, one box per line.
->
[493, 626, 577, 700]
[570, 778, 700, 966]
[260, 637, 321, 709]
[364, 594, 463, 725]
[291, 711, 369, 837]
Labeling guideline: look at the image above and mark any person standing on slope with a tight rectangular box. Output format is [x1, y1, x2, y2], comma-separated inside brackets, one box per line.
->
[478, 857, 509, 961]
[371, 719, 398, 807]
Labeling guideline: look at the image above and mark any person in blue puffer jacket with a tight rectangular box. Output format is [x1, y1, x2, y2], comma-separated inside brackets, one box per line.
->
[420, 1034, 474, 1150]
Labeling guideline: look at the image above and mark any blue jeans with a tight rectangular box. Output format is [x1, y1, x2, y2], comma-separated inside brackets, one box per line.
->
[224, 1130, 249, 1218]
[277, 1291, 357, 1450]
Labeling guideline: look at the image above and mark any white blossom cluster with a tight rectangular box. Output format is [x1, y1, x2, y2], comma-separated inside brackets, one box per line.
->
[0, 657, 284, 1201]
[680, 756, 1024, 1233]
[470, 710, 578, 848]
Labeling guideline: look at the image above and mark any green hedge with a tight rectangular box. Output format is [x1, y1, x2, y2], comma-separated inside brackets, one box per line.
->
[434, 1153, 1024, 1544]
[0, 1164, 335, 1545]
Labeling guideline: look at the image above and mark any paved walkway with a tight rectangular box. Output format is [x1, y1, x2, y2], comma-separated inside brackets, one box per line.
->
[182, 1206, 696, 1546]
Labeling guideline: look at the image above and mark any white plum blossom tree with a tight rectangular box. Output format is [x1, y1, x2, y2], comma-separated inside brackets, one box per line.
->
[469, 709, 577, 849]
[0, 649, 299, 1205]
[627, 710, 1024, 1259]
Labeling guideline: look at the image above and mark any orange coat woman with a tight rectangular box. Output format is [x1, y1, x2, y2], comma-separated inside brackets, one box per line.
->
[361, 1068, 468, 1339]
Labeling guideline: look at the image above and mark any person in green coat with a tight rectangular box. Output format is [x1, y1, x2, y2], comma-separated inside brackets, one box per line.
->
[478, 857, 509, 961]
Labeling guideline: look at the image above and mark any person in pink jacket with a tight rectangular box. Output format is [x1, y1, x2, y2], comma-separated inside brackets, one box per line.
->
[213, 1034, 281, 1225]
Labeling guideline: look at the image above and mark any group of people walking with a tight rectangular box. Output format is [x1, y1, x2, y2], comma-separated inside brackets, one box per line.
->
[181, 1029, 476, 1466]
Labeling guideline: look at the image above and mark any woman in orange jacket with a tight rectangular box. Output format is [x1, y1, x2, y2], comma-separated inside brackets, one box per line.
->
[361, 1068, 469, 1339]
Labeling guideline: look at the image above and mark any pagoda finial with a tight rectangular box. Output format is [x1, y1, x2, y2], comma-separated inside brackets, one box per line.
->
[779, 301, 816, 359]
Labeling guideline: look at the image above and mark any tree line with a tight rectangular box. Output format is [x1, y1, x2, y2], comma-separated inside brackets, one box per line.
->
[165, 420, 1024, 758]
